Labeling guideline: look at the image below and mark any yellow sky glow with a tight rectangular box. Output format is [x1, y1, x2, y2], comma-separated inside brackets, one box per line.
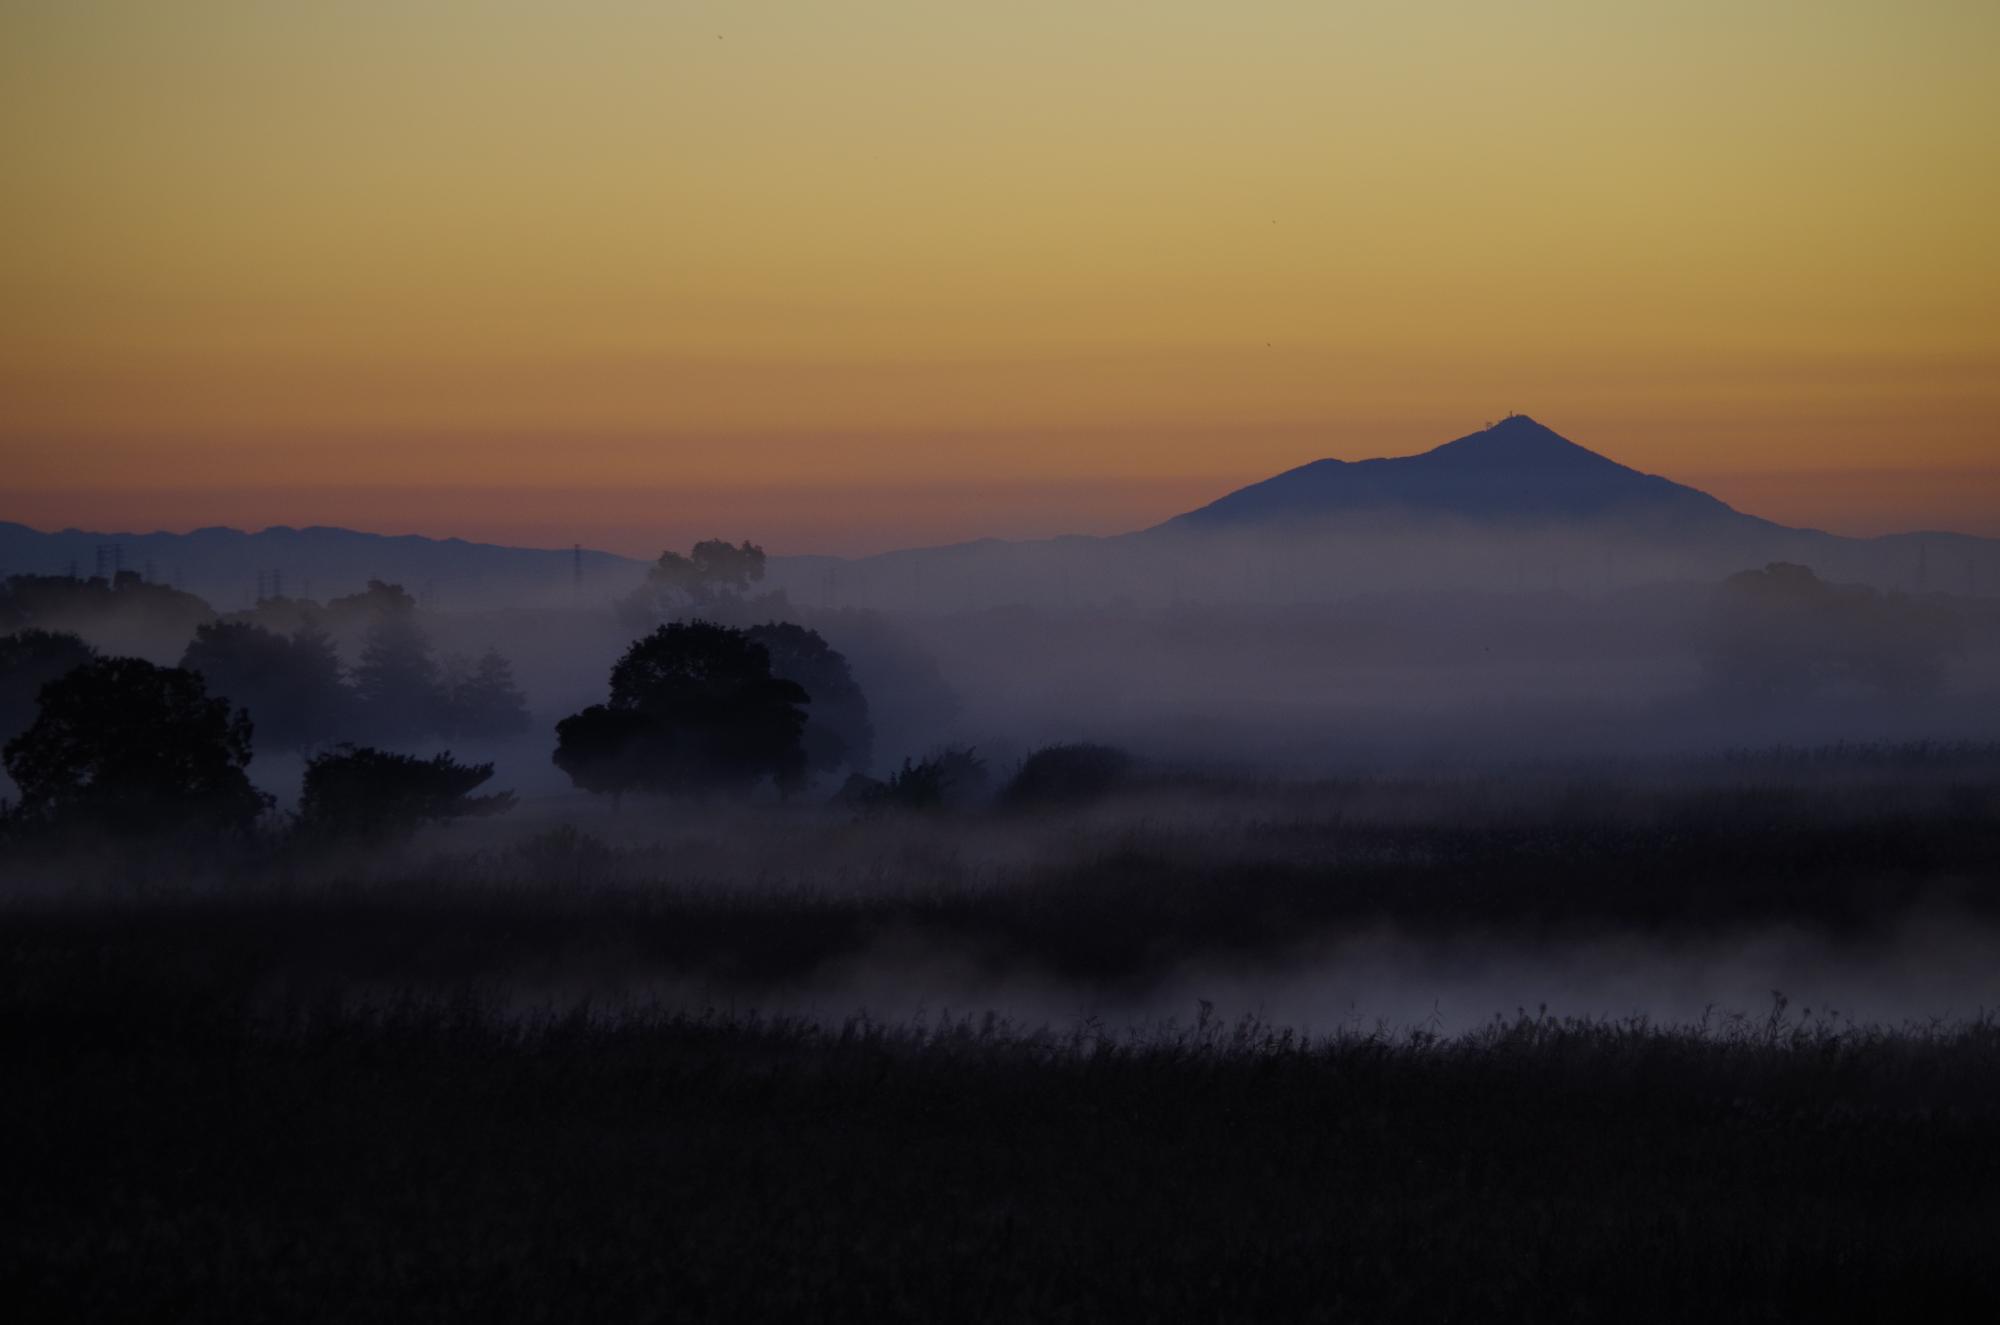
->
[4, 1, 1997, 553]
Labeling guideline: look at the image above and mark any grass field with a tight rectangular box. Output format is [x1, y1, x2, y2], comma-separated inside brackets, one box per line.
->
[5, 747, 1999, 1319]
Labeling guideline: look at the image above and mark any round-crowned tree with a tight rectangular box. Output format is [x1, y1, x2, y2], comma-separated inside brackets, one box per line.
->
[746, 622, 873, 774]
[551, 705, 658, 803]
[0, 629, 96, 746]
[2, 656, 271, 836]
[554, 620, 808, 799]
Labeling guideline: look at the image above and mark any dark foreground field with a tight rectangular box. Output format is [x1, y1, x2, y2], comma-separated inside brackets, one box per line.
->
[5, 997, 2000, 1323]
[6, 752, 2000, 1320]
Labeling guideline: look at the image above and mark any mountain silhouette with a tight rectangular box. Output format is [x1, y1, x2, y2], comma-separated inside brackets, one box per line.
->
[3, 415, 1993, 614]
[1164, 415, 1771, 530]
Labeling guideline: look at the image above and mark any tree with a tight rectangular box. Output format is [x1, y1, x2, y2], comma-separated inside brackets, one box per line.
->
[745, 622, 873, 773]
[653, 539, 766, 603]
[2, 657, 270, 836]
[325, 579, 418, 628]
[1, 572, 214, 660]
[617, 539, 768, 628]
[0, 630, 96, 745]
[227, 594, 326, 637]
[442, 647, 531, 739]
[354, 613, 448, 741]
[297, 745, 513, 842]
[553, 621, 809, 799]
[180, 621, 353, 752]
[1706, 563, 1959, 700]
[550, 706, 657, 805]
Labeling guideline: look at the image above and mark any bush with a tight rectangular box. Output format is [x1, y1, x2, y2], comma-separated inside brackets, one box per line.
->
[298, 746, 513, 842]
[852, 746, 988, 811]
[512, 824, 618, 884]
[1002, 743, 1133, 810]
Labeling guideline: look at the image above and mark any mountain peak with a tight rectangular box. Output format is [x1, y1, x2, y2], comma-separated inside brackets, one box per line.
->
[1423, 414, 1611, 470]
[1163, 416, 1754, 530]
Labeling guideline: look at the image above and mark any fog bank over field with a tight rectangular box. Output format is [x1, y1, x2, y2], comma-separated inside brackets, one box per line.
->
[10, 415, 1997, 807]
[706, 914, 2000, 1036]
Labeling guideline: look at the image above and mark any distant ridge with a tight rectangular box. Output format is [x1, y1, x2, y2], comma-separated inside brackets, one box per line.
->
[0, 521, 643, 612]
[1163, 415, 1772, 531]
[4, 416, 1995, 613]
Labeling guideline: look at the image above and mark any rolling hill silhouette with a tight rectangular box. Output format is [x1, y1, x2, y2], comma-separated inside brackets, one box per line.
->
[3, 416, 1992, 612]
[0, 522, 642, 613]
[1165, 415, 1773, 531]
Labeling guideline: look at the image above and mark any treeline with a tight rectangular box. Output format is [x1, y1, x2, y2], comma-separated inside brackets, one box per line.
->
[0, 610, 1117, 852]
[0, 544, 893, 845]
[0, 572, 530, 752]
[0, 541, 911, 848]
[0, 652, 511, 845]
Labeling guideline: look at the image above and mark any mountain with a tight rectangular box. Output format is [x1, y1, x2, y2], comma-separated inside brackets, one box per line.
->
[1164, 415, 1775, 531]
[774, 416, 1993, 609]
[4, 417, 1994, 616]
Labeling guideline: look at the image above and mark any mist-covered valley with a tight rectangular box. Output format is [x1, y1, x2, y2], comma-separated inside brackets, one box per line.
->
[8, 419, 2000, 1320]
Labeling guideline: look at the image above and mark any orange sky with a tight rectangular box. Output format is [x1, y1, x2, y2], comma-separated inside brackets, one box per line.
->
[4, 2, 1997, 555]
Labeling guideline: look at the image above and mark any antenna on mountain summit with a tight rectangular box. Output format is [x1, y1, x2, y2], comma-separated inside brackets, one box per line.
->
[573, 543, 583, 596]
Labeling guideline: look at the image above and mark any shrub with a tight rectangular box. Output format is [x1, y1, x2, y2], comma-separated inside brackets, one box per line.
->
[1001, 743, 1133, 810]
[298, 746, 513, 842]
[854, 746, 988, 811]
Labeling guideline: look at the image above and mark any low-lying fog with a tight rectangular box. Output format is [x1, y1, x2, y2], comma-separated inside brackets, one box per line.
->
[691, 916, 2000, 1036]
[7, 524, 1998, 1035]
[229, 769, 1999, 1035]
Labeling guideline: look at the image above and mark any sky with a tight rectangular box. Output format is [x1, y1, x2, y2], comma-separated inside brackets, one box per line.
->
[3, 1, 1997, 555]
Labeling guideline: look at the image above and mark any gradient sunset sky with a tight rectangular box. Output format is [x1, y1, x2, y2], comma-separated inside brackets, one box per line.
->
[4, 1, 1996, 554]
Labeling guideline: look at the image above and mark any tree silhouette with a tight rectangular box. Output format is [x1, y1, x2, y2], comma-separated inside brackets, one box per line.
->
[618, 539, 768, 628]
[550, 706, 657, 805]
[1707, 562, 1959, 700]
[325, 579, 418, 628]
[2, 657, 270, 836]
[442, 647, 531, 739]
[297, 746, 513, 842]
[180, 620, 353, 752]
[354, 613, 448, 741]
[653, 539, 766, 603]
[554, 620, 808, 799]
[0, 572, 214, 659]
[746, 622, 873, 773]
[0, 630, 96, 745]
